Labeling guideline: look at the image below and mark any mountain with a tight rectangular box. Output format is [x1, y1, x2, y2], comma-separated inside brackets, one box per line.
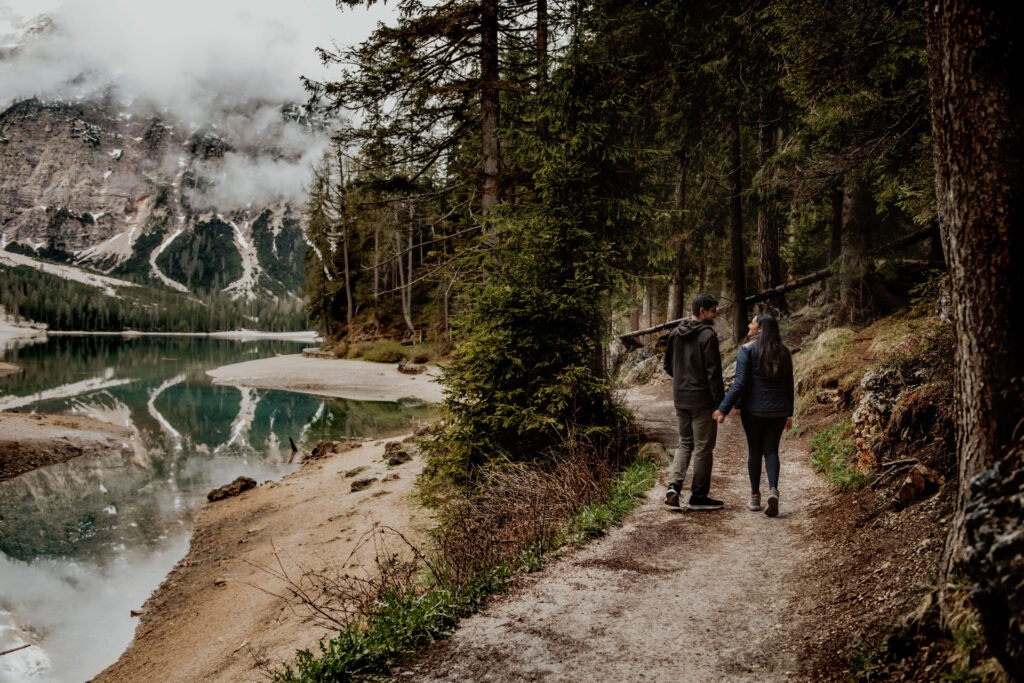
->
[0, 96, 309, 301]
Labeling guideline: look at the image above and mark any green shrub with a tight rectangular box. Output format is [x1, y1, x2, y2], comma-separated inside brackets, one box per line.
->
[811, 419, 874, 490]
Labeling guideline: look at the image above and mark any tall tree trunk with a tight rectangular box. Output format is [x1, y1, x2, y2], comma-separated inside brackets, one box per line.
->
[402, 205, 416, 335]
[536, 0, 548, 140]
[373, 222, 380, 302]
[928, 2, 1024, 676]
[337, 157, 353, 330]
[729, 113, 747, 342]
[756, 116, 787, 315]
[667, 149, 686, 321]
[343, 222, 352, 329]
[837, 175, 874, 321]
[480, 0, 501, 215]
[829, 183, 843, 265]
[628, 282, 640, 332]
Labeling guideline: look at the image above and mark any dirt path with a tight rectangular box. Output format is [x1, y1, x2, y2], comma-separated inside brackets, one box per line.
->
[394, 383, 829, 682]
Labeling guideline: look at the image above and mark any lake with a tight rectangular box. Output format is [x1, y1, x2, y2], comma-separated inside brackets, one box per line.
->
[0, 336, 435, 682]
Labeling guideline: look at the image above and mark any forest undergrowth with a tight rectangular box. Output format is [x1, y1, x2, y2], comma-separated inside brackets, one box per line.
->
[788, 300, 1006, 681]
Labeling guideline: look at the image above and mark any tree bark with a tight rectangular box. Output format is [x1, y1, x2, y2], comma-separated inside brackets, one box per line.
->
[480, 0, 501, 215]
[829, 183, 843, 265]
[728, 113, 747, 342]
[928, 2, 1024, 675]
[837, 175, 874, 321]
[338, 158, 353, 330]
[667, 149, 687, 321]
[756, 119, 787, 315]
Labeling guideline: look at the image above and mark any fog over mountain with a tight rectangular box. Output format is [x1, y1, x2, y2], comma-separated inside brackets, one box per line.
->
[0, 0, 390, 209]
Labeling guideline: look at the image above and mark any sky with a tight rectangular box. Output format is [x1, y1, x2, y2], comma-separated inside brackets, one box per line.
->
[0, 0, 394, 210]
[0, 0, 392, 115]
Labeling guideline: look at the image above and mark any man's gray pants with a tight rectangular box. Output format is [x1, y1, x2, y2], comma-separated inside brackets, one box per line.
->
[669, 408, 717, 498]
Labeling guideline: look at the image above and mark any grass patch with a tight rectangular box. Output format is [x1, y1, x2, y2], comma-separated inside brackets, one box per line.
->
[270, 455, 660, 682]
[347, 340, 441, 364]
[811, 419, 874, 490]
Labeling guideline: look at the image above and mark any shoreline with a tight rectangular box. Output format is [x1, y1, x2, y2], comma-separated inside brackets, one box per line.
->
[207, 354, 445, 404]
[95, 434, 431, 683]
[46, 329, 321, 342]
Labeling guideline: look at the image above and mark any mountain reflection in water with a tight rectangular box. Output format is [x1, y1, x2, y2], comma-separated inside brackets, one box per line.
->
[0, 335, 435, 682]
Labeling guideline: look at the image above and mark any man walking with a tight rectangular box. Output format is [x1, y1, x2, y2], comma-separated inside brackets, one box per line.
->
[663, 293, 725, 510]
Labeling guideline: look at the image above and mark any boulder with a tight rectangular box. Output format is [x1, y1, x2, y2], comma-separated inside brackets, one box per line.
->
[638, 441, 672, 465]
[350, 477, 376, 492]
[965, 454, 1024, 679]
[386, 449, 413, 466]
[304, 439, 362, 463]
[397, 358, 427, 375]
[207, 476, 257, 502]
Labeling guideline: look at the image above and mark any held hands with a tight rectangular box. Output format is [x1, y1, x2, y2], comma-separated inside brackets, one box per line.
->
[712, 410, 726, 424]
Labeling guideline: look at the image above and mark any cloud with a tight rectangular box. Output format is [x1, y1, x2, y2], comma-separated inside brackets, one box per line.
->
[0, 1, 392, 210]
[187, 141, 332, 211]
[0, 0, 390, 117]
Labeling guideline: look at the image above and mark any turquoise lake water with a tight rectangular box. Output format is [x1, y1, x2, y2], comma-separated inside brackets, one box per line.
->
[0, 336, 434, 682]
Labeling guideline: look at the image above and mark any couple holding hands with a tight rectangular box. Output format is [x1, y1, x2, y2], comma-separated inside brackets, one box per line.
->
[662, 293, 795, 517]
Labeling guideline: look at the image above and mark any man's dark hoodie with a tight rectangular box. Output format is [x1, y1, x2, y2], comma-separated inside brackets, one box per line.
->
[663, 318, 725, 411]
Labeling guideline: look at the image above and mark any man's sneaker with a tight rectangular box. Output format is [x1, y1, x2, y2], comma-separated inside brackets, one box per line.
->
[748, 494, 761, 511]
[765, 488, 780, 517]
[687, 495, 724, 511]
[665, 484, 680, 508]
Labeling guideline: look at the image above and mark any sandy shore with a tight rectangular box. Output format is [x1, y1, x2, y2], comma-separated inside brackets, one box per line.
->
[0, 412, 134, 481]
[46, 329, 320, 342]
[207, 354, 445, 403]
[95, 437, 430, 683]
[0, 317, 47, 352]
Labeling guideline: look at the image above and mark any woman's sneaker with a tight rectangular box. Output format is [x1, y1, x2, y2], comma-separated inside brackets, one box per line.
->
[686, 495, 724, 510]
[765, 488, 780, 517]
[748, 494, 761, 511]
[665, 484, 680, 507]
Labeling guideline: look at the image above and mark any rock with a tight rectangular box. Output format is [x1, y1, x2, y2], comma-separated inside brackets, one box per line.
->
[723, 360, 737, 390]
[386, 449, 413, 466]
[304, 440, 362, 463]
[893, 464, 941, 509]
[413, 423, 432, 438]
[343, 465, 367, 478]
[350, 477, 376, 492]
[614, 345, 666, 386]
[384, 441, 402, 453]
[301, 347, 334, 359]
[638, 441, 671, 465]
[965, 454, 1024, 679]
[397, 359, 427, 375]
[130, 609, 145, 617]
[214, 578, 227, 587]
[207, 476, 257, 502]
[382, 473, 400, 482]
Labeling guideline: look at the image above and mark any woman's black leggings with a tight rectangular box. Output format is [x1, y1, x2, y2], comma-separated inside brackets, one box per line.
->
[740, 412, 787, 494]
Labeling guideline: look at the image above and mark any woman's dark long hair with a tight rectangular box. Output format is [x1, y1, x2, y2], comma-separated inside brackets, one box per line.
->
[755, 313, 792, 377]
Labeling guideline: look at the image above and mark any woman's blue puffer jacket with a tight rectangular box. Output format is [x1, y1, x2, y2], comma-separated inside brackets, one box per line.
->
[717, 342, 794, 417]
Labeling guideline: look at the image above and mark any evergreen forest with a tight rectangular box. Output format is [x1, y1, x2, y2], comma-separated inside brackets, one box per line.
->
[291, 0, 1023, 679]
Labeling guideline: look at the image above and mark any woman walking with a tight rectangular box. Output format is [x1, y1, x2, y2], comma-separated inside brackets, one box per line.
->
[713, 313, 794, 517]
